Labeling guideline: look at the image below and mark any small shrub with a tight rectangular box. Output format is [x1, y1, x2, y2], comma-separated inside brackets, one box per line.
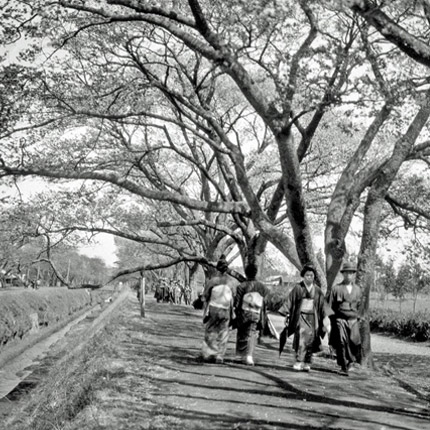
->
[370, 307, 430, 342]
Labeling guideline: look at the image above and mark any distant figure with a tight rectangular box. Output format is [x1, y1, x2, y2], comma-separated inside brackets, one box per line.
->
[154, 282, 163, 303]
[328, 262, 362, 376]
[199, 257, 234, 364]
[184, 285, 192, 305]
[279, 264, 332, 372]
[167, 280, 175, 304]
[174, 281, 182, 304]
[234, 263, 268, 366]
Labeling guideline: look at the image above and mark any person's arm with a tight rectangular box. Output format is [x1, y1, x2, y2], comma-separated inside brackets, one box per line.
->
[234, 283, 244, 311]
[279, 286, 295, 326]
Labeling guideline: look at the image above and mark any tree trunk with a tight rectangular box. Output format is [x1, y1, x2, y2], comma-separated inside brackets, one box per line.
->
[276, 127, 324, 286]
[356, 189, 384, 367]
[325, 104, 392, 292]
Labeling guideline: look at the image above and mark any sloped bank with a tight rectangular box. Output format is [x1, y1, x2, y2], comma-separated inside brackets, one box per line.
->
[2, 289, 130, 430]
[0, 287, 117, 369]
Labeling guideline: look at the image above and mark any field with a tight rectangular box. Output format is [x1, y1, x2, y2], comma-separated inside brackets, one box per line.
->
[369, 292, 430, 314]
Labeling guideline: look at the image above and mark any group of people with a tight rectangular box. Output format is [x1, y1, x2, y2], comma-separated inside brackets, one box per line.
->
[199, 259, 362, 376]
[154, 278, 192, 305]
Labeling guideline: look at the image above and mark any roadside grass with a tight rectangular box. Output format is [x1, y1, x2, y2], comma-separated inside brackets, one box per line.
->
[0, 288, 93, 350]
[5, 323, 114, 430]
[2, 298, 176, 430]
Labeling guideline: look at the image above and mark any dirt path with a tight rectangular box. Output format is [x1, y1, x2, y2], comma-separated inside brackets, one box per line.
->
[371, 333, 430, 404]
[61, 294, 428, 430]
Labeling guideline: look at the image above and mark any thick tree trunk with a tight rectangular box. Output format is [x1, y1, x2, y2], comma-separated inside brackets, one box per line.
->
[355, 101, 430, 366]
[275, 127, 324, 287]
[325, 104, 392, 292]
[355, 190, 384, 367]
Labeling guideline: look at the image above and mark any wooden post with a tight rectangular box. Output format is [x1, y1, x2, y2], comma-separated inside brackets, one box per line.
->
[140, 275, 146, 318]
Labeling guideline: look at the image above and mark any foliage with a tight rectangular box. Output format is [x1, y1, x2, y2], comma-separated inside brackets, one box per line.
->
[1, 1, 430, 309]
[265, 282, 295, 312]
[375, 240, 430, 312]
[370, 307, 430, 342]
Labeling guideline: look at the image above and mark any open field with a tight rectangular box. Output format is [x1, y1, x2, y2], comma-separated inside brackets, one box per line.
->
[370, 293, 430, 314]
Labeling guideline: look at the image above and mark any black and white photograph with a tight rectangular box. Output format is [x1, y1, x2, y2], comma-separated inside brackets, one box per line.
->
[0, 1, 429, 429]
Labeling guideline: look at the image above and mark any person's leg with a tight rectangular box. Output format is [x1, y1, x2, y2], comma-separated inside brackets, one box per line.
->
[236, 325, 248, 358]
[244, 322, 258, 365]
[216, 309, 231, 363]
[293, 322, 306, 370]
[335, 319, 350, 374]
[303, 314, 316, 371]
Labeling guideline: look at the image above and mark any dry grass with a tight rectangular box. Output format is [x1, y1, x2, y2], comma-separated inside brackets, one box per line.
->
[4, 325, 112, 430]
[0, 288, 93, 348]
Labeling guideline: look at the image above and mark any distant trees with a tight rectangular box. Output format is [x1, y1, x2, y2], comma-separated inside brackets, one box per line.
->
[0, 198, 112, 287]
[2, 0, 430, 365]
[377, 241, 430, 313]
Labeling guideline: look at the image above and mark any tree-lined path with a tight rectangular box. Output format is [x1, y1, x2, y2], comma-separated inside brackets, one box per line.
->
[46, 293, 427, 430]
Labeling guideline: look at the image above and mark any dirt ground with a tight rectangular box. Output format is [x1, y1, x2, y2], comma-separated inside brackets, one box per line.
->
[51, 292, 427, 430]
[2, 291, 429, 430]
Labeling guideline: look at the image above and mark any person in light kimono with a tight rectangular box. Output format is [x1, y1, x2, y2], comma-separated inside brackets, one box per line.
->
[279, 264, 332, 372]
[200, 257, 234, 364]
[234, 263, 269, 366]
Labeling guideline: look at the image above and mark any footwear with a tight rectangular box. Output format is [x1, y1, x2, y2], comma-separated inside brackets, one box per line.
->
[303, 363, 311, 372]
[347, 362, 360, 372]
[339, 367, 349, 376]
[293, 362, 304, 371]
[245, 356, 254, 366]
[215, 356, 224, 364]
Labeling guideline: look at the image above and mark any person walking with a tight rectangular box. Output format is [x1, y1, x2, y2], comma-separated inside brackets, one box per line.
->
[279, 264, 332, 372]
[328, 261, 362, 376]
[234, 263, 269, 366]
[200, 257, 234, 364]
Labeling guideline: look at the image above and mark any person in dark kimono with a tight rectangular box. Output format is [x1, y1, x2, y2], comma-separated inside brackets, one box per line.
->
[234, 263, 269, 366]
[280, 264, 332, 372]
[200, 257, 234, 364]
[328, 261, 362, 376]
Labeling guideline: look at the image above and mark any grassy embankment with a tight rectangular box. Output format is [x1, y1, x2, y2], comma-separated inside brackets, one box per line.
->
[0, 287, 117, 364]
[5, 320, 113, 430]
[5, 295, 129, 430]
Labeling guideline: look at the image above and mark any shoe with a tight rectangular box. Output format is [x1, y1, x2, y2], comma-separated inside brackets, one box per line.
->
[339, 367, 349, 376]
[293, 362, 304, 371]
[215, 357, 224, 364]
[245, 356, 254, 366]
[303, 363, 311, 372]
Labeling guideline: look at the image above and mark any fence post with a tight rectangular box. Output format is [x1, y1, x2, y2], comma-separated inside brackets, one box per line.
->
[140, 276, 146, 318]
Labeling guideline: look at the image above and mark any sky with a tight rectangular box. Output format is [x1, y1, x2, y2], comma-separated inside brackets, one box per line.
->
[79, 233, 118, 267]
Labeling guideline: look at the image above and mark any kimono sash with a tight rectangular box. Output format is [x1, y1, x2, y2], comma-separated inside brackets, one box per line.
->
[300, 298, 314, 314]
[242, 292, 263, 314]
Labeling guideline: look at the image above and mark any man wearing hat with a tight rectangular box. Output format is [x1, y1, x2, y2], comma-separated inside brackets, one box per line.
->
[328, 261, 362, 376]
